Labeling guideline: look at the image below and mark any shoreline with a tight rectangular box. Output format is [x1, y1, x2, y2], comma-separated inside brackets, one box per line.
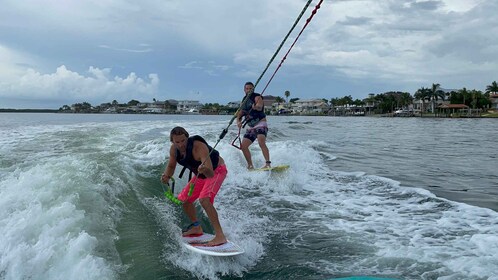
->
[3, 110, 498, 118]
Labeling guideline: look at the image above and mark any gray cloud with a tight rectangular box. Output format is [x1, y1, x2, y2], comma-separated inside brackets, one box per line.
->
[0, 0, 497, 108]
[410, 1, 443, 11]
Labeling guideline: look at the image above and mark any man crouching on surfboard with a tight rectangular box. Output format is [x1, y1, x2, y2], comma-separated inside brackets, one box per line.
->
[161, 126, 227, 247]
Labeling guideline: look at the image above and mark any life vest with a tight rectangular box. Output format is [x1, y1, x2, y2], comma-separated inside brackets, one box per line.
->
[241, 92, 266, 127]
[176, 135, 219, 179]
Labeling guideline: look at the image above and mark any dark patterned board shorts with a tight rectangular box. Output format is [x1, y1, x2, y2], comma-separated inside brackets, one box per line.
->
[244, 126, 268, 142]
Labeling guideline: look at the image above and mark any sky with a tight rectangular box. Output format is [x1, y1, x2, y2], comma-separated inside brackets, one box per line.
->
[1, 0, 497, 109]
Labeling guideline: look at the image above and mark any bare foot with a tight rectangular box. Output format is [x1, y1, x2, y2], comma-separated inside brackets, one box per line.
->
[182, 225, 203, 237]
[247, 165, 254, 170]
[197, 236, 227, 247]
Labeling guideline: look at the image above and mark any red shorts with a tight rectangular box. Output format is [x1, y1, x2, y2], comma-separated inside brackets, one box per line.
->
[178, 164, 227, 204]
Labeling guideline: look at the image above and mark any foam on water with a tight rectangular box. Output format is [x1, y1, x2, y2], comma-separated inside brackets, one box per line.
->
[0, 158, 119, 279]
[2, 115, 498, 280]
[0, 121, 150, 279]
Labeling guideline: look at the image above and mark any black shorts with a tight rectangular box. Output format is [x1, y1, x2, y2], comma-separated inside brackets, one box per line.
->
[243, 126, 268, 142]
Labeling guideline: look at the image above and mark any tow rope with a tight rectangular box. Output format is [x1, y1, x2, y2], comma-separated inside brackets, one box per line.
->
[259, 0, 323, 96]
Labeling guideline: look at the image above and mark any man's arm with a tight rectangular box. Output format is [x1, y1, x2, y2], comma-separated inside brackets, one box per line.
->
[161, 146, 177, 183]
[236, 109, 245, 127]
[252, 96, 263, 111]
[193, 141, 215, 178]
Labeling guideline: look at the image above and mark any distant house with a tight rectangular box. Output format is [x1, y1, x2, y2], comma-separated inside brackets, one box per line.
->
[329, 104, 366, 116]
[137, 101, 167, 113]
[262, 95, 277, 108]
[229, 95, 278, 113]
[136, 100, 177, 113]
[176, 100, 202, 113]
[227, 101, 240, 109]
[437, 104, 477, 117]
[412, 99, 424, 113]
[490, 94, 498, 110]
[413, 98, 447, 113]
[290, 99, 328, 114]
[438, 103, 468, 110]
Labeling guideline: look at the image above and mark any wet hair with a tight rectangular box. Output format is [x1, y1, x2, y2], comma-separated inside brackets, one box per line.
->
[170, 126, 189, 142]
[244, 81, 254, 87]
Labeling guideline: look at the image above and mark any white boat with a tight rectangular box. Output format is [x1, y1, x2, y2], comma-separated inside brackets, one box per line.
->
[184, 108, 200, 115]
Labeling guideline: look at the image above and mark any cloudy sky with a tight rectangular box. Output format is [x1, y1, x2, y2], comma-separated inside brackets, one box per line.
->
[1, 0, 497, 109]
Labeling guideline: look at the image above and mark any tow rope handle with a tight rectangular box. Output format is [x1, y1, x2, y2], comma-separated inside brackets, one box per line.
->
[162, 174, 196, 205]
[162, 177, 182, 205]
[231, 126, 242, 150]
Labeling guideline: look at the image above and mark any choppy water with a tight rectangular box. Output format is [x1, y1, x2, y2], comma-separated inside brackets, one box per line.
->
[1, 113, 497, 280]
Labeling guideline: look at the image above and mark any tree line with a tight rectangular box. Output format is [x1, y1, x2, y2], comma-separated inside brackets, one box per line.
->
[59, 81, 498, 114]
[276, 81, 498, 114]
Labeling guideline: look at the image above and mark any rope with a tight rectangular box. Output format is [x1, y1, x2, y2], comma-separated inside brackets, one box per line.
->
[260, 0, 323, 96]
[253, 0, 314, 92]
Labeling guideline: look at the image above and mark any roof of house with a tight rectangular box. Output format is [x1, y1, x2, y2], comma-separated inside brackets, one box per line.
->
[438, 104, 469, 109]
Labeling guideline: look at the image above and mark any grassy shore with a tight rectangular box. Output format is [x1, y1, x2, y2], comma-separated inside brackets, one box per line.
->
[481, 111, 498, 118]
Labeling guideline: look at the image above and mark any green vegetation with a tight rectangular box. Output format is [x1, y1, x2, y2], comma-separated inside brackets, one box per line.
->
[200, 103, 237, 114]
[47, 80, 498, 116]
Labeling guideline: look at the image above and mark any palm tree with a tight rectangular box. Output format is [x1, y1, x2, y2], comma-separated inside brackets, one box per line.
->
[284, 90, 290, 110]
[458, 88, 470, 106]
[414, 87, 431, 114]
[275, 96, 285, 111]
[486, 81, 498, 94]
[399, 92, 413, 109]
[428, 83, 445, 113]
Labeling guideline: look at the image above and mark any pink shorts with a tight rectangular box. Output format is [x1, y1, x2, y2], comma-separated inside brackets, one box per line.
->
[178, 164, 227, 204]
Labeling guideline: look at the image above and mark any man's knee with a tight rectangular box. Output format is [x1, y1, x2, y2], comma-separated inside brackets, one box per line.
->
[241, 140, 253, 150]
[199, 197, 212, 207]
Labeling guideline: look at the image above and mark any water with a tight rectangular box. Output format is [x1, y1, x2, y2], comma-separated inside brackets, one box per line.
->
[1, 113, 497, 280]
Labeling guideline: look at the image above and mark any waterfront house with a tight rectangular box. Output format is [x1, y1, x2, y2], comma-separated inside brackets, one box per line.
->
[176, 100, 202, 113]
[490, 94, 498, 110]
[290, 99, 328, 115]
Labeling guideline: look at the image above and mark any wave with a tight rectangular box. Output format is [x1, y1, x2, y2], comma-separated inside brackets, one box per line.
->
[1, 115, 497, 279]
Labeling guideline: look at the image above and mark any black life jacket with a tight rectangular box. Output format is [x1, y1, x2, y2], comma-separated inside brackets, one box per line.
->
[241, 92, 266, 127]
[176, 135, 219, 179]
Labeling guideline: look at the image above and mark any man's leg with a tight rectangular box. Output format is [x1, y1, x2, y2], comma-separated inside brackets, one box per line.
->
[257, 134, 270, 168]
[182, 201, 202, 236]
[199, 198, 227, 245]
[240, 138, 254, 169]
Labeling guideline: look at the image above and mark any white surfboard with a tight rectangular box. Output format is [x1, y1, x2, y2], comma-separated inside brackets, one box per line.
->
[252, 164, 290, 172]
[181, 233, 244, 256]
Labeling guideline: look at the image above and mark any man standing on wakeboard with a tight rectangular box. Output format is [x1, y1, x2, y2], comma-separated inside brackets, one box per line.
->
[236, 81, 271, 169]
[161, 126, 227, 246]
